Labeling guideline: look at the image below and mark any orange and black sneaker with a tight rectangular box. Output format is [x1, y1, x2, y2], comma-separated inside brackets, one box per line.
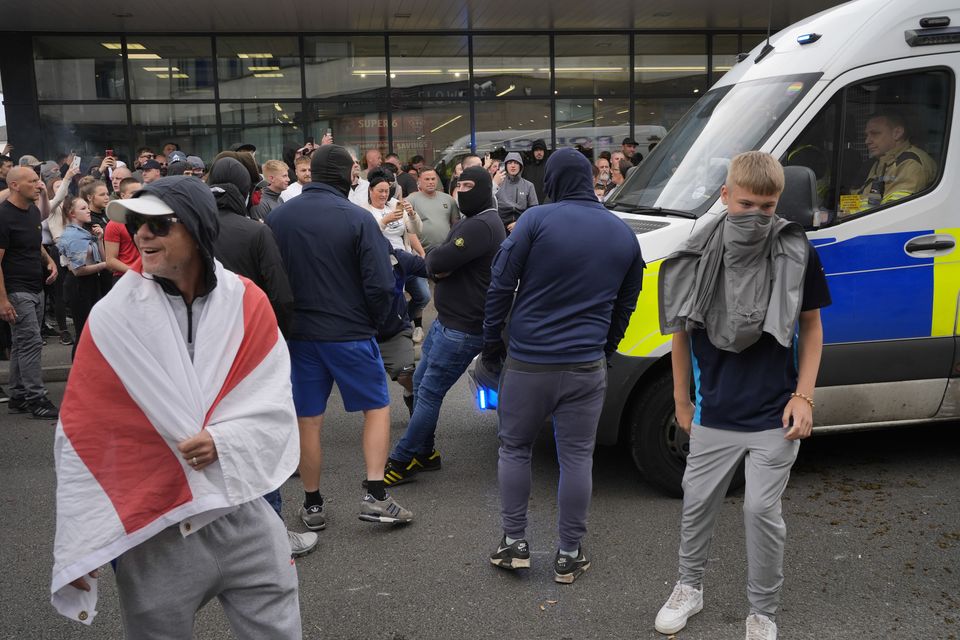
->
[383, 457, 422, 486]
[414, 450, 442, 472]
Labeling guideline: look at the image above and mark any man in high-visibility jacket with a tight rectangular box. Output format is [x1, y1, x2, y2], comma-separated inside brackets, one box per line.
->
[857, 111, 937, 210]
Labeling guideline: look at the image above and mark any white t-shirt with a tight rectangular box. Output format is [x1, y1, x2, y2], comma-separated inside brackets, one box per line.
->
[279, 182, 304, 202]
[366, 199, 406, 251]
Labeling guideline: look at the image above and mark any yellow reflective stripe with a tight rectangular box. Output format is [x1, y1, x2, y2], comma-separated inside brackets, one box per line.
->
[932, 227, 960, 337]
[617, 259, 672, 357]
[881, 190, 912, 204]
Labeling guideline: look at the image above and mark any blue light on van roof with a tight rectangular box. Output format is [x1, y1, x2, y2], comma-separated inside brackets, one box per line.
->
[797, 33, 822, 45]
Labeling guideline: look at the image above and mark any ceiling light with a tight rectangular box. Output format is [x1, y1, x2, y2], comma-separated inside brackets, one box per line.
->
[472, 68, 535, 73]
[693, 88, 700, 93]
[555, 67, 623, 72]
[430, 115, 462, 133]
[616, 109, 629, 115]
[254, 73, 284, 78]
[238, 53, 274, 59]
[597, 97, 603, 102]
[496, 84, 516, 97]
[143, 66, 178, 72]
[101, 43, 122, 50]
[249, 66, 280, 71]
[128, 53, 162, 60]
[156, 74, 189, 79]
[634, 66, 706, 72]
[127, 43, 146, 50]
[274, 103, 283, 112]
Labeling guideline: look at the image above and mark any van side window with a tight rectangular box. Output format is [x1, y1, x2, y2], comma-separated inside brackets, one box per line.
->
[781, 69, 951, 227]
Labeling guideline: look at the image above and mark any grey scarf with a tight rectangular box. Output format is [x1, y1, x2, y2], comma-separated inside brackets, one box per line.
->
[659, 211, 808, 353]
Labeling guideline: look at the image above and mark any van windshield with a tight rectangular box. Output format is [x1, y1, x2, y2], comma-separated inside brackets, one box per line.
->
[609, 73, 821, 216]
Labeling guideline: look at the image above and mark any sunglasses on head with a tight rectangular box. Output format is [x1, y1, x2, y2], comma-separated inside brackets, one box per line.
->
[125, 213, 181, 237]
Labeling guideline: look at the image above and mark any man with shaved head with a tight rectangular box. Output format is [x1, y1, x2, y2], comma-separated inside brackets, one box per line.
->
[110, 165, 133, 198]
[1, 167, 60, 419]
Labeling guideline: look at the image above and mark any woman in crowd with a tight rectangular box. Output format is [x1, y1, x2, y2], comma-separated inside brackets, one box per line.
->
[56, 196, 109, 358]
[365, 167, 425, 257]
[41, 166, 80, 345]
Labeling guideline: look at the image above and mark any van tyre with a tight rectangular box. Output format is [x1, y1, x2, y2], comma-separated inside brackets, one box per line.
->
[628, 369, 744, 498]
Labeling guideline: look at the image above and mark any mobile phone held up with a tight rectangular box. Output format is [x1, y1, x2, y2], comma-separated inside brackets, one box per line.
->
[70, 156, 81, 171]
[105, 149, 114, 158]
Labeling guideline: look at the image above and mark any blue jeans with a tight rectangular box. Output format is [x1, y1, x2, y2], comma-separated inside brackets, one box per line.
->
[391, 320, 483, 461]
[263, 489, 282, 518]
[405, 276, 431, 320]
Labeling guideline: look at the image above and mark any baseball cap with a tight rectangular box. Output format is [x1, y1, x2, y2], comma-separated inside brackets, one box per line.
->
[230, 142, 257, 153]
[40, 161, 60, 182]
[186, 155, 205, 170]
[168, 150, 188, 164]
[140, 159, 162, 171]
[106, 193, 175, 223]
[622, 137, 639, 145]
[18, 155, 41, 167]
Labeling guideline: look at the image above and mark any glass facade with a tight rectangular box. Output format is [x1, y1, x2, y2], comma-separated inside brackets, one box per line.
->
[32, 31, 763, 167]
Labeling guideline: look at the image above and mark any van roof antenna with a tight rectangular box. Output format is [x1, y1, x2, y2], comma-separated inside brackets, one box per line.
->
[755, 0, 776, 63]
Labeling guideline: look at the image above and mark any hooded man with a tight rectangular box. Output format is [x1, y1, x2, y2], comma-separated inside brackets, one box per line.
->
[52, 176, 302, 636]
[482, 147, 645, 583]
[495, 152, 538, 233]
[267, 144, 414, 530]
[523, 140, 549, 203]
[383, 166, 507, 486]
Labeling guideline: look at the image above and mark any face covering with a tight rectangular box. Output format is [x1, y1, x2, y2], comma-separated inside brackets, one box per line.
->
[457, 166, 493, 216]
[310, 145, 354, 196]
[722, 212, 774, 267]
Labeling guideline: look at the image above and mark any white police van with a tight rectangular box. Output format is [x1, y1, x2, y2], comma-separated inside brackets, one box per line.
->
[472, 0, 960, 496]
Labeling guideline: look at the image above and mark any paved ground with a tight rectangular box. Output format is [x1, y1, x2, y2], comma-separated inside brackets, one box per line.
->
[3, 363, 959, 640]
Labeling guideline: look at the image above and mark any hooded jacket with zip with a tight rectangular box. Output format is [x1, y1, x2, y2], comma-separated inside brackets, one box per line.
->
[523, 141, 549, 203]
[208, 157, 295, 336]
[495, 152, 539, 229]
[379, 239, 428, 341]
[267, 145, 395, 342]
[484, 148, 645, 365]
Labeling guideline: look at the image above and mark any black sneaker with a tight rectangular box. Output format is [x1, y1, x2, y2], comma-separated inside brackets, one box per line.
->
[490, 536, 531, 570]
[403, 394, 414, 417]
[29, 396, 59, 420]
[41, 323, 58, 338]
[8, 396, 29, 413]
[554, 548, 590, 584]
[414, 449, 442, 472]
[384, 458, 422, 486]
[59, 331, 74, 346]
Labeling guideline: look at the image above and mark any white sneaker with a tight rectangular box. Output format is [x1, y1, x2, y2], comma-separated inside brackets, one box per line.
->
[745, 613, 777, 640]
[655, 581, 703, 634]
[288, 530, 319, 558]
[412, 326, 424, 343]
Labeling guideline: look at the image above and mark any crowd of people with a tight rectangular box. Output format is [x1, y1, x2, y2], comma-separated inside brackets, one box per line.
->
[1, 125, 826, 640]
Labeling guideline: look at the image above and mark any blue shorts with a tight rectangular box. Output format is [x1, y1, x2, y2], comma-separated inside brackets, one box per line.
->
[288, 338, 391, 417]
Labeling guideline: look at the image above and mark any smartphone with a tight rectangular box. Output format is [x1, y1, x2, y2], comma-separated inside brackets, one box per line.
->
[105, 149, 114, 158]
[324, 128, 333, 137]
[306, 137, 315, 145]
[70, 156, 81, 171]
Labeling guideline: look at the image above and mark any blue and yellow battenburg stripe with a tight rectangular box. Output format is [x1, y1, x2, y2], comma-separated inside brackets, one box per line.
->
[616, 228, 960, 358]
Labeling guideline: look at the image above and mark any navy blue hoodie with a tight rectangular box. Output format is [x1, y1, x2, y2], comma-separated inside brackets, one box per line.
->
[483, 148, 645, 364]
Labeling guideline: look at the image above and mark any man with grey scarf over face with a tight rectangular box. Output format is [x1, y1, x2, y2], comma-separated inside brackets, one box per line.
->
[655, 152, 830, 640]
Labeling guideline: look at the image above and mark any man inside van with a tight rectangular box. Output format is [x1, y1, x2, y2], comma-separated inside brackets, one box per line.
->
[655, 151, 830, 640]
[856, 111, 936, 211]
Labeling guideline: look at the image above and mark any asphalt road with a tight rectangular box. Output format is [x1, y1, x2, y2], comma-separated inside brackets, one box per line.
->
[3, 377, 959, 640]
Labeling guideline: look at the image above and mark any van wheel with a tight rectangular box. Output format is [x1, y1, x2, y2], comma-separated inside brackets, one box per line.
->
[628, 370, 744, 498]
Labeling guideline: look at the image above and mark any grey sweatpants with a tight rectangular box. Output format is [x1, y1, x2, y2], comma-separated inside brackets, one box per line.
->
[7, 291, 46, 402]
[497, 359, 607, 551]
[116, 498, 302, 639]
[678, 423, 800, 620]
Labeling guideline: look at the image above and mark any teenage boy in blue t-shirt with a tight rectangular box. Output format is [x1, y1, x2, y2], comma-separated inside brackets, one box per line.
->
[655, 152, 831, 640]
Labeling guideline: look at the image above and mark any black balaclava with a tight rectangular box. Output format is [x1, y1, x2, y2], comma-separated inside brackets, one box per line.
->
[310, 144, 353, 196]
[457, 166, 493, 217]
[208, 157, 252, 216]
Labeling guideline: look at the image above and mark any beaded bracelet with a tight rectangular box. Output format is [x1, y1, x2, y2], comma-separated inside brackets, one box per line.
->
[790, 392, 815, 408]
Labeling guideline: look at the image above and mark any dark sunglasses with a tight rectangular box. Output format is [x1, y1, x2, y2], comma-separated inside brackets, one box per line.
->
[125, 214, 181, 237]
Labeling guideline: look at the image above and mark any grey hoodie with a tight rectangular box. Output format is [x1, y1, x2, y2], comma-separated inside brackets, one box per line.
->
[495, 151, 539, 229]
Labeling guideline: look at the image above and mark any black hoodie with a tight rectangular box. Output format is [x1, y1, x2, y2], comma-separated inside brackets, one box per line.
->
[483, 148, 645, 364]
[426, 166, 506, 334]
[208, 157, 295, 336]
[523, 140, 549, 203]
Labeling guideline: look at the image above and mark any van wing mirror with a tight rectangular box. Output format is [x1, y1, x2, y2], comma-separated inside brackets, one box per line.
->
[777, 165, 818, 229]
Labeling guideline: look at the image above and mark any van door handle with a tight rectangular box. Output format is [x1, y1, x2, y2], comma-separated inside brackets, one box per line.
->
[905, 234, 956, 255]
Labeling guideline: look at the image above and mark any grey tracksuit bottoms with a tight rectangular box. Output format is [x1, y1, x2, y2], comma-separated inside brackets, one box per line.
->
[678, 423, 800, 620]
[496, 358, 607, 551]
[116, 497, 302, 639]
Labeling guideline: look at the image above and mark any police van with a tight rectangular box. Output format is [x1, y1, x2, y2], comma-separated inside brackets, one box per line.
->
[472, 0, 960, 496]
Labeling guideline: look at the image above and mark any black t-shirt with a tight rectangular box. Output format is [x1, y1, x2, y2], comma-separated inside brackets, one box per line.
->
[0, 199, 43, 294]
[691, 243, 831, 432]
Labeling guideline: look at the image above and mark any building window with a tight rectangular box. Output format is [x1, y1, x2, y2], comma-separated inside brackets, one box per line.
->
[39, 104, 129, 163]
[303, 100, 389, 162]
[635, 35, 707, 97]
[127, 37, 215, 100]
[304, 36, 386, 100]
[555, 99, 630, 160]
[554, 35, 630, 98]
[471, 36, 551, 97]
[34, 36, 125, 100]
[391, 101, 470, 176]
[388, 36, 469, 100]
[131, 104, 218, 162]
[220, 102, 302, 162]
[217, 37, 302, 100]
[474, 100, 551, 156]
